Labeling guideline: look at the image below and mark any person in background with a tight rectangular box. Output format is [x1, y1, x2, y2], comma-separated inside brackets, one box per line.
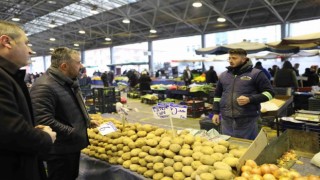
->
[100, 71, 108, 87]
[274, 61, 299, 89]
[254, 61, 271, 80]
[139, 71, 152, 93]
[0, 20, 56, 180]
[269, 65, 278, 77]
[30, 47, 99, 180]
[205, 65, 218, 84]
[107, 70, 114, 86]
[293, 63, 300, 76]
[212, 48, 274, 140]
[304, 66, 320, 87]
[183, 65, 193, 86]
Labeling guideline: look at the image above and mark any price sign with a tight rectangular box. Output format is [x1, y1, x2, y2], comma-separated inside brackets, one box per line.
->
[98, 122, 117, 135]
[170, 104, 188, 119]
[152, 105, 170, 119]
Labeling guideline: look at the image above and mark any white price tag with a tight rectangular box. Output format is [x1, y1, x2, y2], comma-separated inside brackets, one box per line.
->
[170, 104, 188, 119]
[98, 122, 117, 135]
[152, 105, 170, 119]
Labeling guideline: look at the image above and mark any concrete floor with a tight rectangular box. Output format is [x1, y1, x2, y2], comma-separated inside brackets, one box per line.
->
[110, 97, 203, 130]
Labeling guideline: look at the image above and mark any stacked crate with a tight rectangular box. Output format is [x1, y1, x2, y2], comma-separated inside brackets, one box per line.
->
[92, 87, 117, 113]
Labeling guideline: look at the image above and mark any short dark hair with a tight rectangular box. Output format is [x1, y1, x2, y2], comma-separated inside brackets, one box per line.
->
[51, 47, 79, 68]
[228, 48, 247, 56]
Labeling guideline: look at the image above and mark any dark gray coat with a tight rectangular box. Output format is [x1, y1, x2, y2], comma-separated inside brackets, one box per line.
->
[0, 57, 52, 180]
[30, 67, 89, 155]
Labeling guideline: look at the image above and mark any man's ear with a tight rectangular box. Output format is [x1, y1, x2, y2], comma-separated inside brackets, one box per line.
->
[0, 35, 12, 48]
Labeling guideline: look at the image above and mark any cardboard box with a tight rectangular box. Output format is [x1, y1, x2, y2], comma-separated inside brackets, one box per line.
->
[236, 129, 269, 172]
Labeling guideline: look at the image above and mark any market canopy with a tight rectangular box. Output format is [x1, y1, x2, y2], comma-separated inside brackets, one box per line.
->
[267, 32, 320, 49]
[195, 41, 269, 55]
[107, 62, 148, 67]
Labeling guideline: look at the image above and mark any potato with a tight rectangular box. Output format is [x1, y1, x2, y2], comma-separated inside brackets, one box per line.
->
[153, 156, 164, 163]
[192, 151, 204, 160]
[173, 162, 183, 171]
[229, 149, 244, 158]
[154, 128, 165, 136]
[172, 137, 184, 146]
[201, 146, 214, 155]
[121, 152, 131, 160]
[163, 158, 175, 167]
[160, 177, 173, 180]
[137, 166, 147, 174]
[222, 157, 239, 167]
[213, 169, 233, 180]
[154, 163, 165, 172]
[138, 151, 148, 158]
[153, 173, 164, 180]
[213, 145, 227, 153]
[192, 146, 202, 152]
[182, 166, 194, 177]
[143, 169, 156, 178]
[200, 155, 215, 165]
[172, 172, 185, 180]
[141, 145, 151, 152]
[146, 133, 156, 139]
[159, 141, 171, 149]
[183, 134, 195, 145]
[182, 144, 191, 149]
[131, 157, 139, 164]
[138, 159, 147, 167]
[137, 131, 147, 137]
[149, 148, 158, 155]
[213, 162, 232, 171]
[179, 149, 193, 157]
[163, 166, 175, 176]
[169, 144, 182, 153]
[146, 139, 158, 147]
[147, 162, 154, 169]
[135, 138, 146, 147]
[130, 148, 142, 157]
[164, 150, 175, 158]
[173, 155, 183, 162]
[200, 172, 215, 180]
[182, 157, 194, 166]
[218, 139, 230, 148]
[129, 164, 139, 172]
[196, 165, 210, 174]
[191, 161, 203, 170]
[228, 143, 239, 150]
[122, 160, 131, 168]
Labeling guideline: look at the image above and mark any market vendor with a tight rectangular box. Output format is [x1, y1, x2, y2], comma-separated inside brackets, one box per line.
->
[212, 48, 275, 140]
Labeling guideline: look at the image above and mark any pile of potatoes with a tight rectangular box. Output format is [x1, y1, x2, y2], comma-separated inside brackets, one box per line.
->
[82, 114, 248, 180]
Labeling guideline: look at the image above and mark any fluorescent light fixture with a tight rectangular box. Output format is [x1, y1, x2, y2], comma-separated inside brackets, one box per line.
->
[48, 20, 57, 28]
[47, 1, 57, 4]
[150, 29, 157, 33]
[192, 1, 202, 7]
[49, 37, 56, 41]
[122, 18, 130, 24]
[217, 17, 226, 22]
[105, 37, 112, 41]
[12, 15, 20, 22]
[49, 48, 54, 51]
[27, 43, 32, 47]
[78, 30, 86, 34]
[74, 43, 79, 47]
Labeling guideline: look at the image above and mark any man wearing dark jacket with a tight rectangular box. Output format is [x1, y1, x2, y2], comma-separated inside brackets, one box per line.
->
[0, 20, 56, 180]
[205, 66, 218, 84]
[30, 47, 98, 180]
[212, 49, 274, 140]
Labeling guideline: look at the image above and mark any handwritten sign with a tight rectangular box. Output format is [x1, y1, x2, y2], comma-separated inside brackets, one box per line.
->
[152, 103, 187, 119]
[170, 104, 188, 119]
[98, 122, 117, 135]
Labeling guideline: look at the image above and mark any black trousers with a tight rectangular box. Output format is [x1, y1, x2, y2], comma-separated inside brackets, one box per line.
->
[45, 152, 80, 180]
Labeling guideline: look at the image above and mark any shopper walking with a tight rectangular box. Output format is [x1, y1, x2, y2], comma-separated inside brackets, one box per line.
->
[183, 66, 193, 86]
[0, 20, 56, 180]
[30, 47, 99, 180]
[274, 61, 299, 89]
[205, 65, 218, 84]
[212, 48, 274, 140]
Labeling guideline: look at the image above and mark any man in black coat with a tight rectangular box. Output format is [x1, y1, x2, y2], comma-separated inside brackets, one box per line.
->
[205, 66, 218, 84]
[0, 20, 56, 180]
[30, 47, 99, 180]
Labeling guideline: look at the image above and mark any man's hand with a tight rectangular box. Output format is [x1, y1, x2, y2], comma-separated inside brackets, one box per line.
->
[237, 95, 250, 106]
[36, 125, 56, 143]
[212, 114, 220, 125]
[90, 120, 100, 128]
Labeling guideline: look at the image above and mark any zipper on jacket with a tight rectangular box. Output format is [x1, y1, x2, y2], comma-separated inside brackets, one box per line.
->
[231, 75, 237, 118]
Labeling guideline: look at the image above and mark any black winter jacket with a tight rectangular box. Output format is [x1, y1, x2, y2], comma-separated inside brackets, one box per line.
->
[30, 67, 89, 155]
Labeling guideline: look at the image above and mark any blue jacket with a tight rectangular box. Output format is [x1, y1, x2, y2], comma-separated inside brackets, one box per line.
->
[213, 60, 274, 118]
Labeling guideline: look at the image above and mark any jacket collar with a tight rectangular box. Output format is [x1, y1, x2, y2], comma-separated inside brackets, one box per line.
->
[47, 66, 78, 88]
[227, 58, 253, 75]
[0, 56, 20, 75]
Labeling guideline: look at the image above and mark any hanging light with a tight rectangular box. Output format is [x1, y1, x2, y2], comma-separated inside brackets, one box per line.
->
[217, 17, 226, 22]
[49, 48, 54, 51]
[105, 37, 112, 41]
[79, 30, 86, 34]
[49, 20, 57, 28]
[11, 14, 20, 22]
[74, 43, 79, 47]
[90, 5, 99, 14]
[49, 37, 56, 41]
[149, 28, 157, 34]
[27, 43, 32, 47]
[122, 18, 130, 24]
[192, 0, 202, 8]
